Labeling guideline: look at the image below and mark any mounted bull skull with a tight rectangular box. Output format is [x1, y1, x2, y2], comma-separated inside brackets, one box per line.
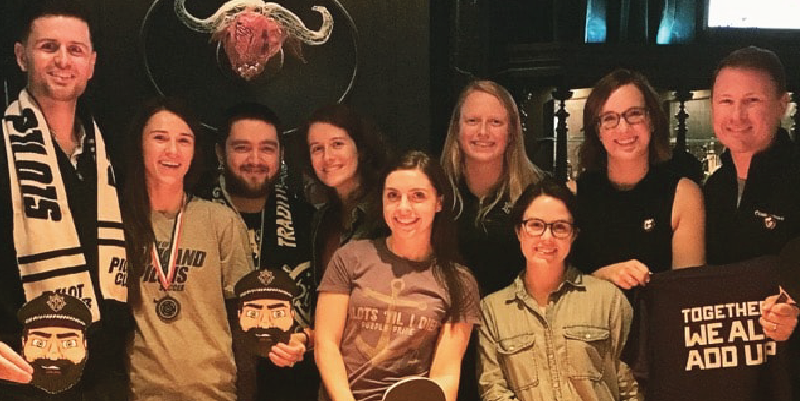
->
[175, 0, 333, 80]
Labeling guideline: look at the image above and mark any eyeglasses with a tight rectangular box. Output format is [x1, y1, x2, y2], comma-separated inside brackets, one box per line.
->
[520, 218, 574, 239]
[597, 107, 648, 130]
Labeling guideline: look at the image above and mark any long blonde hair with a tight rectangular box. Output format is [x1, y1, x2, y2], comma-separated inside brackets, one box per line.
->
[440, 80, 543, 224]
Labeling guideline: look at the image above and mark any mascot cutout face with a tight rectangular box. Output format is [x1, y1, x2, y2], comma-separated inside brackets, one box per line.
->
[235, 269, 299, 357]
[18, 292, 90, 394]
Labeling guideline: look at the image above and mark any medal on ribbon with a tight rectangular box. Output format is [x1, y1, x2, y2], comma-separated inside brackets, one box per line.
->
[152, 203, 186, 322]
[154, 294, 181, 322]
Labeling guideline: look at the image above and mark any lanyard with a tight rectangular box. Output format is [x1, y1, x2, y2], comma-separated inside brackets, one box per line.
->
[151, 196, 189, 291]
[254, 207, 265, 270]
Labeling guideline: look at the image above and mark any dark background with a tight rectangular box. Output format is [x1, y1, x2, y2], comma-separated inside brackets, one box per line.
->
[2, 0, 431, 175]
[2, 0, 799, 181]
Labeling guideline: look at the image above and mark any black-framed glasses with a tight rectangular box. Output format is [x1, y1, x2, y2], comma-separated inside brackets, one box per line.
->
[597, 107, 648, 130]
[520, 218, 574, 239]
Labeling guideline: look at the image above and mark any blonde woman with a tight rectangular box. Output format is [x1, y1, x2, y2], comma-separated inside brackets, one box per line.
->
[441, 80, 544, 297]
[440, 80, 543, 401]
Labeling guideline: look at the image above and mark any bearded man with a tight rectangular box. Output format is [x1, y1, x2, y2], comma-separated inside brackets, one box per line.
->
[197, 102, 317, 401]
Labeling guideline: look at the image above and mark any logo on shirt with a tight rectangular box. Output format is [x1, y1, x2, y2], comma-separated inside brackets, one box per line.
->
[643, 218, 655, 232]
[754, 210, 783, 231]
[142, 243, 207, 291]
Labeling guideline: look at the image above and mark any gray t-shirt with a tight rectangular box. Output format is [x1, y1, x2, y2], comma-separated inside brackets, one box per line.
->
[318, 239, 480, 401]
[129, 199, 254, 401]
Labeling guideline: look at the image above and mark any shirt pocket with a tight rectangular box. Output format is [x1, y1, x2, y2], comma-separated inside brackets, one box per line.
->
[562, 325, 609, 381]
[496, 333, 538, 391]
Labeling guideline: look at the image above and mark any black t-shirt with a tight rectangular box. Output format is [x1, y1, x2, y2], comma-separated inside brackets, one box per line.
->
[238, 187, 315, 325]
[232, 187, 319, 401]
[645, 257, 793, 401]
[454, 182, 522, 401]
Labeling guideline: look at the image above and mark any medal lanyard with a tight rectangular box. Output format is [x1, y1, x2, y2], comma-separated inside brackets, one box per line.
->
[255, 207, 265, 270]
[151, 196, 189, 291]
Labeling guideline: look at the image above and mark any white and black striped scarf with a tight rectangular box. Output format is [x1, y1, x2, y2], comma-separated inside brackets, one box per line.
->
[2, 89, 127, 321]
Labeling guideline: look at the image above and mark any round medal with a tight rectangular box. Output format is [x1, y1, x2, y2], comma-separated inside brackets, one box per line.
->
[155, 295, 181, 322]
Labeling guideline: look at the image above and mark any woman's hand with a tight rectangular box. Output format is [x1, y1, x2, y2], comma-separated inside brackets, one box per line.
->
[0, 342, 32, 383]
[760, 293, 799, 341]
[269, 333, 307, 367]
[593, 259, 650, 290]
[429, 322, 474, 401]
[315, 292, 356, 401]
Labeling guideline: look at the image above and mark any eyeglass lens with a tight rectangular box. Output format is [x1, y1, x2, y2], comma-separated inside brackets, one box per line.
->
[599, 107, 647, 129]
[524, 219, 572, 238]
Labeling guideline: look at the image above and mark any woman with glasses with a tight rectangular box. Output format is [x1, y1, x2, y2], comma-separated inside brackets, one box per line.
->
[477, 178, 641, 401]
[570, 69, 704, 289]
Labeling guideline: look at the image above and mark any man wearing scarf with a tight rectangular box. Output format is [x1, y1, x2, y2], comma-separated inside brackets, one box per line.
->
[0, 1, 129, 399]
[196, 102, 317, 401]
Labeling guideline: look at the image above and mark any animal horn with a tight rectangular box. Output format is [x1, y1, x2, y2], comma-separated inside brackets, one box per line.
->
[174, 0, 220, 33]
[268, 5, 333, 45]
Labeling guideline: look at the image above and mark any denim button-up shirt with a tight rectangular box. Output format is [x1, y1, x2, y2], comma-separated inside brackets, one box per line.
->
[477, 267, 642, 401]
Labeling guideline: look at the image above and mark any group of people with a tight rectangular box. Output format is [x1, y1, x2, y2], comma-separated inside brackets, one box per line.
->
[0, 1, 798, 401]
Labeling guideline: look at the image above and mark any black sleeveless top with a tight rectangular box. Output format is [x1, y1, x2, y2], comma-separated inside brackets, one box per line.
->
[572, 165, 681, 275]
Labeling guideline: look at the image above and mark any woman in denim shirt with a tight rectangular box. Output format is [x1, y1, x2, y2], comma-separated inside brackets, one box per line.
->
[477, 178, 641, 401]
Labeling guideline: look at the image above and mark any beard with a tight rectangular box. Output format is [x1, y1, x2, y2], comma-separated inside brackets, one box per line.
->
[29, 358, 87, 394]
[223, 162, 275, 199]
[243, 327, 292, 358]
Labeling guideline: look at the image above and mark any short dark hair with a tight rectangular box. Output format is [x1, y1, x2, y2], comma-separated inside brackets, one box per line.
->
[218, 102, 282, 147]
[510, 177, 579, 231]
[578, 69, 670, 173]
[713, 46, 787, 96]
[300, 103, 392, 202]
[17, 0, 95, 45]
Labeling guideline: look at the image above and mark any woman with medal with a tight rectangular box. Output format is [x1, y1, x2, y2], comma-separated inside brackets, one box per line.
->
[122, 97, 254, 401]
[315, 151, 480, 401]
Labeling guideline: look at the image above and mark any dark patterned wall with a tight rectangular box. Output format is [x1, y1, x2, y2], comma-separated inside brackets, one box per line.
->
[3, 0, 432, 179]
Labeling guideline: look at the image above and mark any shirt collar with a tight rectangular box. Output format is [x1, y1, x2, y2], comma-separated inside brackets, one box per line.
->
[510, 265, 585, 302]
[68, 123, 88, 168]
[720, 127, 792, 171]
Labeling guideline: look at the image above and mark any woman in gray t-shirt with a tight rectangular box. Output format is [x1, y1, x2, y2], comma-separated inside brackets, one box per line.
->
[315, 151, 480, 401]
